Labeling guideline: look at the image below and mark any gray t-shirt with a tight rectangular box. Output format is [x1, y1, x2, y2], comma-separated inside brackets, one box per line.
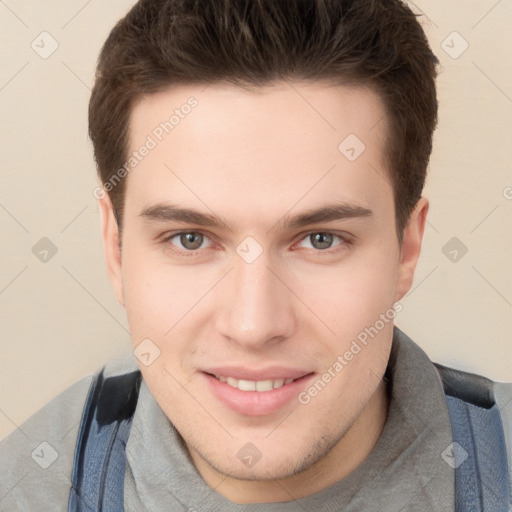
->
[1, 327, 511, 511]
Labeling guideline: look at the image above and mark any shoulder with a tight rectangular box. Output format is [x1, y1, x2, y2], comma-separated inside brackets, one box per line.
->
[434, 361, 512, 438]
[433, 362, 496, 408]
[434, 361, 512, 507]
[0, 352, 138, 512]
[0, 374, 93, 511]
[494, 380, 512, 431]
[434, 360, 512, 422]
[494, 380, 512, 490]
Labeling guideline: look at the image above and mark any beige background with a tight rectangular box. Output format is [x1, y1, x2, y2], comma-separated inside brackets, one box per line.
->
[0, 0, 511, 441]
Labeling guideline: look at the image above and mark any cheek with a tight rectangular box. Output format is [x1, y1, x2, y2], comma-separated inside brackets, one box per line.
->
[120, 243, 202, 341]
[295, 244, 399, 338]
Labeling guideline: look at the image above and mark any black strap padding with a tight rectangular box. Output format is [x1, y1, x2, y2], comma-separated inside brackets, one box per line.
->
[95, 369, 142, 426]
[434, 362, 495, 409]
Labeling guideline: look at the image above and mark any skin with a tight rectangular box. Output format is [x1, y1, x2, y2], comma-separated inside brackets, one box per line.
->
[99, 81, 428, 503]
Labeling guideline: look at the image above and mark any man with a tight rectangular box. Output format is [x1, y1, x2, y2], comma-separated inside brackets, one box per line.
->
[1, 0, 511, 510]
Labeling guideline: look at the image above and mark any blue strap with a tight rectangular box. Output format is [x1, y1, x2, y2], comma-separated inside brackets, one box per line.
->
[68, 368, 141, 512]
[446, 395, 511, 511]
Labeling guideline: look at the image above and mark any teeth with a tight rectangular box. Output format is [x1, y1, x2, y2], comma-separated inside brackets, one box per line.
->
[227, 377, 238, 388]
[215, 375, 297, 392]
[238, 379, 256, 391]
[256, 380, 273, 391]
[273, 379, 284, 389]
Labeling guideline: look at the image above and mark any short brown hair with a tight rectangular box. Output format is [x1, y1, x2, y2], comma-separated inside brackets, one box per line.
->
[89, 0, 439, 240]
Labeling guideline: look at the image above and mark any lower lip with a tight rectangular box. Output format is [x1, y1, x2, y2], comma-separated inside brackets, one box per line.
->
[202, 372, 315, 416]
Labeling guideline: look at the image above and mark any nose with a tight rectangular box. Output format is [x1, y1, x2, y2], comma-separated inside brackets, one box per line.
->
[214, 252, 297, 350]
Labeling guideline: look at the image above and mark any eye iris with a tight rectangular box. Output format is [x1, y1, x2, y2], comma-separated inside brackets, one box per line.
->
[311, 232, 333, 250]
[180, 233, 203, 250]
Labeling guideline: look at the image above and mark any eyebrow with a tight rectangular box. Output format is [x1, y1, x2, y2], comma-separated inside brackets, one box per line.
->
[139, 202, 373, 232]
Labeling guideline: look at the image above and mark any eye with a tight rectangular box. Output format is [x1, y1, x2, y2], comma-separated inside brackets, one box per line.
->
[167, 232, 212, 251]
[297, 232, 346, 251]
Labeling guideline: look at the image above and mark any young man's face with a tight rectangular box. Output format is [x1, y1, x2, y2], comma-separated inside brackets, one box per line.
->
[100, 81, 427, 499]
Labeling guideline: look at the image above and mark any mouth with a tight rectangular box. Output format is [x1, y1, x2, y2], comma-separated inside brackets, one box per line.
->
[207, 373, 304, 392]
[201, 371, 316, 416]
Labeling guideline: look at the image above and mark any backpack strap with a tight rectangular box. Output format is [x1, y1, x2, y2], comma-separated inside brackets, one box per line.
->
[68, 367, 142, 512]
[435, 363, 511, 511]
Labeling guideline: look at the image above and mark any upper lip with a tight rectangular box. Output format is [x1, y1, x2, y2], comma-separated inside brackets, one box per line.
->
[201, 366, 313, 381]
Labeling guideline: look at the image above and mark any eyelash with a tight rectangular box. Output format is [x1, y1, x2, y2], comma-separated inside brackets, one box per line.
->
[160, 230, 352, 258]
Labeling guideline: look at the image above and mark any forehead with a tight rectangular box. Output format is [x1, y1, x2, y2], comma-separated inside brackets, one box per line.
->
[124, 81, 391, 226]
[129, 80, 387, 151]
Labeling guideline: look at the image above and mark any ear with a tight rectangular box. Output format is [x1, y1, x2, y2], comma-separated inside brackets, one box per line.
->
[98, 192, 125, 307]
[395, 197, 429, 301]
